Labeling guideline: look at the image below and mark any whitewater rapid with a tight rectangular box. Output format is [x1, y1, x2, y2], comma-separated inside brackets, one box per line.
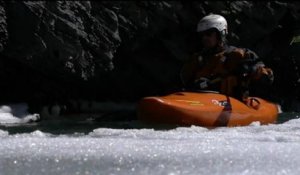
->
[0, 117, 300, 175]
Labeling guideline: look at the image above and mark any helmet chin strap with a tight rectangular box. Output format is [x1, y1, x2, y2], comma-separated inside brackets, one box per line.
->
[220, 30, 227, 44]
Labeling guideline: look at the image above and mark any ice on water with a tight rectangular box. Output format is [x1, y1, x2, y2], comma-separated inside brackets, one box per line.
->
[0, 117, 300, 175]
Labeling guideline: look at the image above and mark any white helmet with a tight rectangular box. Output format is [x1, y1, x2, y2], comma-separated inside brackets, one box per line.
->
[197, 14, 228, 36]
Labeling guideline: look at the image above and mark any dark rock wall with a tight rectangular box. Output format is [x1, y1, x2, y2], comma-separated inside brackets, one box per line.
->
[0, 1, 300, 111]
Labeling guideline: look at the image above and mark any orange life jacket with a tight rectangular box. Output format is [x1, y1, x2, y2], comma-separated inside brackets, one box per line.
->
[181, 46, 274, 98]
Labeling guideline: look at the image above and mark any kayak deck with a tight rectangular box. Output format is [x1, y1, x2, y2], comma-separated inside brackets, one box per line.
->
[137, 92, 278, 127]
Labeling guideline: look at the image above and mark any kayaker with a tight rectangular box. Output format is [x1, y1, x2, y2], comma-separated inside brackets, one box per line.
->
[181, 14, 274, 103]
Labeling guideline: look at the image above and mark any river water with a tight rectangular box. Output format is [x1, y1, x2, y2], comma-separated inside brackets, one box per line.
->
[0, 103, 299, 175]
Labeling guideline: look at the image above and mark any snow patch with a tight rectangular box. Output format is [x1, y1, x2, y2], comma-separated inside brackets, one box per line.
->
[0, 118, 300, 174]
[0, 103, 40, 124]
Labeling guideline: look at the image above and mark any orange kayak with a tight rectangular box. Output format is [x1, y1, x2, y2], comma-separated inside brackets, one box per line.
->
[137, 92, 279, 127]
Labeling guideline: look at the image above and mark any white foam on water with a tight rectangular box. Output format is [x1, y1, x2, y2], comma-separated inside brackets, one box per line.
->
[0, 118, 300, 175]
[0, 103, 40, 124]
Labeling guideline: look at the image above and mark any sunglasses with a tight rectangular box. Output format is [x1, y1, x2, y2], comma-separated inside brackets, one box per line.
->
[199, 29, 217, 37]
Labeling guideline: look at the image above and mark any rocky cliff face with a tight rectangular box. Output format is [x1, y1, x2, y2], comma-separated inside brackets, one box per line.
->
[0, 1, 300, 112]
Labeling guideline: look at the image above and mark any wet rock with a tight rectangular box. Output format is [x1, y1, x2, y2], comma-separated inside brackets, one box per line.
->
[0, 0, 7, 52]
[3, 1, 119, 81]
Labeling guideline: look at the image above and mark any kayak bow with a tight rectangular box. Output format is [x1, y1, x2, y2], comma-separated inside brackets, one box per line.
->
[137, 92, 278, 127]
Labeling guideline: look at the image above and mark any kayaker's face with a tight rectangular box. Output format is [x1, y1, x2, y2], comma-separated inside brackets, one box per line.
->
[201, 29, 219, 49]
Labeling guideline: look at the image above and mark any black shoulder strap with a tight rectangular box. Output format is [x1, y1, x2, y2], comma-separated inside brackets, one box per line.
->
[242, 48, 265, 67]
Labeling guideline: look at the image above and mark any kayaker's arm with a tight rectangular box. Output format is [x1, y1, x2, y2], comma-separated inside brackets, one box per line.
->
[229, 48, 274, 101]
[180, 53, 203, 87]
[238, 49, 274, 85]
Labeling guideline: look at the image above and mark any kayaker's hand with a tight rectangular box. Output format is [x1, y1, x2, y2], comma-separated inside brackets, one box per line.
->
[194, 77, 210, 89]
